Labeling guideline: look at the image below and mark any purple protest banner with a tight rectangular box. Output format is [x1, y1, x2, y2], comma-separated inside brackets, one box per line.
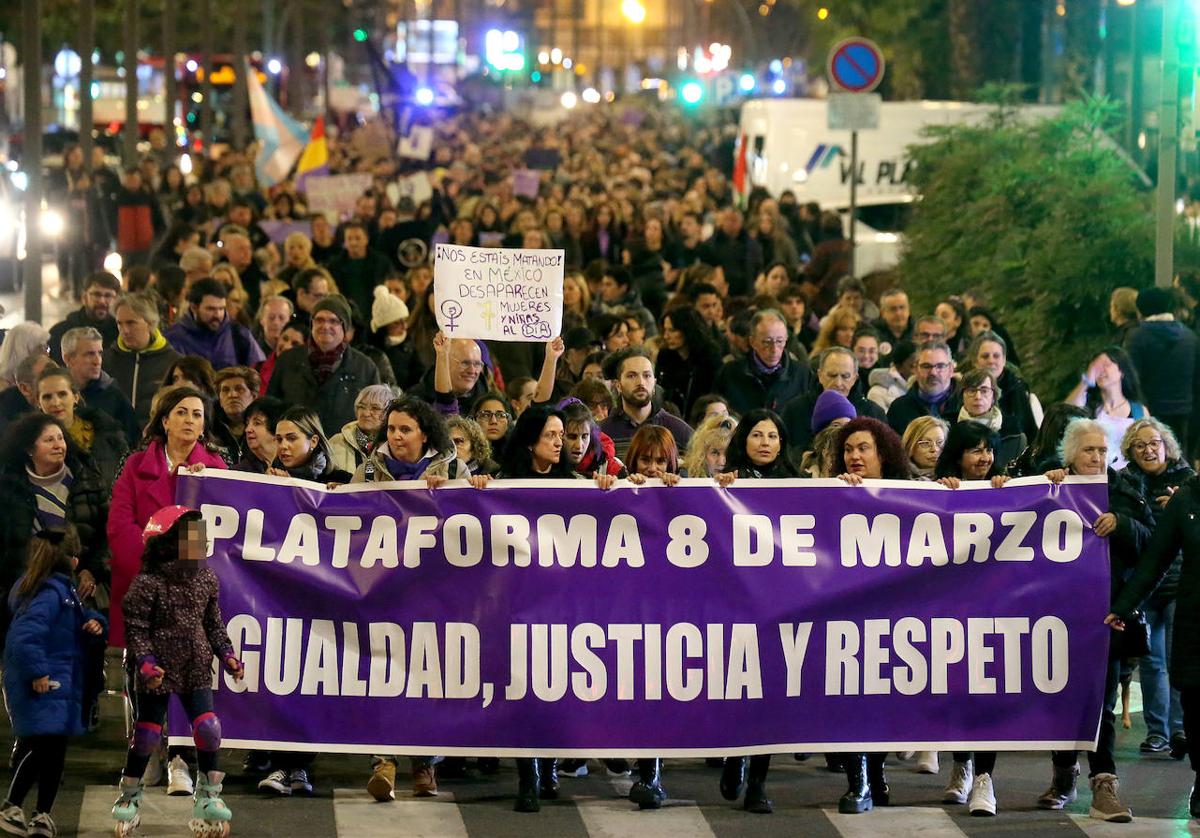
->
[258, 219, 313, 245]
[171, 472, 1110, 756]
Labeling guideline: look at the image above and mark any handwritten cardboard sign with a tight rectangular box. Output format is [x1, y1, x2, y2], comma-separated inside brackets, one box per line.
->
[433, 243, 564, 341]
[303, 173, 375, 218]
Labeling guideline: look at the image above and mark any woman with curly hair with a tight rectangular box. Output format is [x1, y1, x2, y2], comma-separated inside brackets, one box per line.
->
[446, 416, 499, 476]
[681, 414, 735, 478]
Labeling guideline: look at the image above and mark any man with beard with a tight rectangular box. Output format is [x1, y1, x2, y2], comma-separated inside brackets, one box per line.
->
[163, 278, 266, 370]
[599, 348, 693, 461]
[49, 272, 121, 363]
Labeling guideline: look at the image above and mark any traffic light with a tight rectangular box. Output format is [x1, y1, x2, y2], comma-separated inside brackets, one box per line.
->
[680, 81, 704, 105]
[353, 28, 368, 43]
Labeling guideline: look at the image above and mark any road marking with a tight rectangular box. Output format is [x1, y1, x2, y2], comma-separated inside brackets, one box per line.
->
[1069, 813, 1192, 836]
[824, 806, 968, 837]
[577, 796, 718, 838]
[334, 788, 467, 837]
[79, 784, 196, 837]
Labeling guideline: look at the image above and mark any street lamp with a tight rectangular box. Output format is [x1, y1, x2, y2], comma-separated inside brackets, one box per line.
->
[621, 0, 646, 24]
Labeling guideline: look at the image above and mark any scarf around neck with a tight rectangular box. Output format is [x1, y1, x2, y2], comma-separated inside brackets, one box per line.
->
[959, 404, 1003, 432]
[309, 340, 347, 384]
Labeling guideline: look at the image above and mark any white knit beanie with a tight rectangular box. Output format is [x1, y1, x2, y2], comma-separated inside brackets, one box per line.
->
[371, 285, 410, 332]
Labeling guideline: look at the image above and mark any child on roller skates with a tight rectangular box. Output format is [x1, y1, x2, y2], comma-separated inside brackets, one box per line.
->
[111, 506, 244, 837]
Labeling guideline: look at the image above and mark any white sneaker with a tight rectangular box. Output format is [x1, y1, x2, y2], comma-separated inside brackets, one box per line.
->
[258, 769, 292, 796]
[166, 756, 193, 796]
[916, 751, 940, 774]
[943, 760, 973, 804]
[897, 751, 915, 760]
[968, 773, 997, 817]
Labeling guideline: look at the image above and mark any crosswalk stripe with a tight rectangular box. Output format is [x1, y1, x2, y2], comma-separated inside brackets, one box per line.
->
[823, 806, 968, 837]
[79, 784, 196, 837]
[576, 796, 718, 838]
[1069, 813, 1191, 836]
[333, 788, 468, 837]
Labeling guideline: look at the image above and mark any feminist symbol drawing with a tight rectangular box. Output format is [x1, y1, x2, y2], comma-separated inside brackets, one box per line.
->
[440, 300, 463, 332]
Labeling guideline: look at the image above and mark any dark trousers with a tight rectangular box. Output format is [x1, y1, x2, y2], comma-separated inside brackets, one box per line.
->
[1182, 686, 1200, 772]
[123, 689, 217, 778]
[1052, 654, 1121, 776]
[6, 735, 67, 814]
[953, 751, 996, 775]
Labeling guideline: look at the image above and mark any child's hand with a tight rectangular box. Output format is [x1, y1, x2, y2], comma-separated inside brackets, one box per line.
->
[82, 619, 103, 636]
[224, 656, 245, 683]
[31, 676, 50, 694]
[139, 660, 165, 690]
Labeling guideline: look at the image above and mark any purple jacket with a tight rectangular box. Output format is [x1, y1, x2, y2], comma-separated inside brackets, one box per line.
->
[163, 312, 265, 370]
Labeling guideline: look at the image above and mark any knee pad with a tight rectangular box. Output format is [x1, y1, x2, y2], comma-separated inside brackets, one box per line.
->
[192, 712, 222, 752]
[132, 722, 162, 757]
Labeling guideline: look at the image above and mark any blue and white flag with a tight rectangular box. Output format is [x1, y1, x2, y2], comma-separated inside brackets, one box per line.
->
[246, 62, 308, 186]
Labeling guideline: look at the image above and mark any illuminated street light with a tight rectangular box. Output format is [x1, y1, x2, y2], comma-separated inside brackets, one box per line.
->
[266, 58, 283, 75]
[416, 87, 435, 105]
[739, 73, 756, 93]
[680, 81, 704, 104]
[621, 0, 646, 24]
[305, 52, 321, 68]
[538, 50, 550, 64]
[550, 48, 563, 64]
[582, 87, 602, 103]
[561, 91, 578, 109]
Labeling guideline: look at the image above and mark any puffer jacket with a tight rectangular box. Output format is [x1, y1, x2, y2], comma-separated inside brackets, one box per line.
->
[103, 333, 182, 427]
[329, 421, 375, 475]
[1118, 458, 1196, 602]
[350, 446, 469, 483]
[4, 574, 107, 737]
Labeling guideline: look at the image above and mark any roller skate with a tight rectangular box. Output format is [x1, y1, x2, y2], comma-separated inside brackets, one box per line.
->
[189, 771, 232, 837]
[111, 776, 143, 837]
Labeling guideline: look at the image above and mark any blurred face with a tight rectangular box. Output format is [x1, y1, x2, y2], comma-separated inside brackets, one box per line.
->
[969, 314, 992, 336]
[285, 238, 311, 266]
[1132, 425, 1167, 474]
[835, 321, 856, 348]
[194, 295, 228, 331]
[450, 427, 472, 463]
[1092, 353, 1121, 390]
[311, 311, 346, 353]
[635, 445, 671, 479]
[564, 422, 591, 465]
[696, 293, 723, 325]
[449, 340, 483, 394]
[839, 290, 863, 312]
[625, 318, 646, 347]
[297, 278, 330, 313]
[259, 300, 292, 346]
[881, 293, 909, 333]
[355, 396, 388, 434]
[275, 419, 317, 468]
[38, 375, 80, 426]
[913, 319, 946, 344]
[223, 235, 252, 269]
[853, 336, 879, 370]
[116, 304, 153, 350]
[1072, 430, 1109, 476]
[312, 216, 332, 242]
[916, 348, 953, 396]
[662, 316, 685, 351]
[618, 357, 655, 409]
[704, 401, 730, 422]
[751, 318, 789, 368]
[512, 381, 537, 415]
[960, 442, 994, 479]
[963, 378, 996, 416]
[218, 377, 255, 419]
[530, 416, 565, 471]
[563, 280, 582, 308]
[410, 268, 433, 296]
[764, 265, 789, 295]
[680, 216, 700, 241]
[975, 340, 1006, 379]
[704, 444, 727, 476]
[781, 295, 806, 326]
[277, 325, 306, 354]
[474, 400, 510, 441]
[911, 425, 946, 470]
[582, 361, 606, 382]
[600, 276, 624, 303]
[229, 206, 252, 228]
[30, 424, 68, 474]
[84, 283, 118, 319]
[720, 209, 742, 236]
[65, 338, 104, 383]
[605, 322, 630, 351]
[171, 368, 200, 388]
[162, 397, 205, 447]
[936, 302, 962, 336]
[818, 353, 857, 397]
[244, 412, 277, 461]
[843, 430, 882, 478]
[746, 419, 781, 466]
[344, 228, 369, 258]
[386, 410, 428, 463]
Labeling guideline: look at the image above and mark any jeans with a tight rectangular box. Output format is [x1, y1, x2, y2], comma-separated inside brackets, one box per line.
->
[1053, 654, 1121, 776]
[1141, 599, 1184, 741]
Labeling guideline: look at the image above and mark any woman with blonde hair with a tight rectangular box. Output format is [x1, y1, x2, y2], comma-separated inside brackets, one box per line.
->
[681, 414, 736, 478]
[902, 415, 950, 480]
[811, 306, 861, 354]
[562, 272, 592, 332]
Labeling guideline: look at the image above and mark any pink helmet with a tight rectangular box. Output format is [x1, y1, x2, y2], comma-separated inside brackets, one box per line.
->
[142, 505, 196, 544]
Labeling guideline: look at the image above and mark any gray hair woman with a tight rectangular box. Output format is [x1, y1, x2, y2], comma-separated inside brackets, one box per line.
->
[329, 384, 401, 474]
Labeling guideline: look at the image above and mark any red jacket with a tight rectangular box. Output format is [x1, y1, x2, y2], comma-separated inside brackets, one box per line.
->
[576, 430, 625, 477]
[106, 440, 228, 647]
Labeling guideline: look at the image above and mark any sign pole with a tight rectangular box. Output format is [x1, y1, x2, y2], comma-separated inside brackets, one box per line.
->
[849, 130, 858, 279]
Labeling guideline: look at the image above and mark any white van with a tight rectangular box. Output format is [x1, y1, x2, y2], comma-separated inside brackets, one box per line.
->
[735, 99, 1058, 274]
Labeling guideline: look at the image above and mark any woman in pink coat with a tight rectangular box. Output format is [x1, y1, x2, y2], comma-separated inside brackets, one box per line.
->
[107, 386, 228, 650]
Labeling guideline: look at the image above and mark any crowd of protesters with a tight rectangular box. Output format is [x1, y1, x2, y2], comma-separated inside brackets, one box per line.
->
[1, 102, 1199, 829]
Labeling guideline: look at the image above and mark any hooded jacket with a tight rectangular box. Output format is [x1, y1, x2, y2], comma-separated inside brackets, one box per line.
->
[103, 332, 182, 427]
[163, 311, 266, 371]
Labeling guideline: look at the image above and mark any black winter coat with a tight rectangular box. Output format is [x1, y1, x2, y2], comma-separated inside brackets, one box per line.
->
[1125, 319, 1200, 417]
[714, 354, 811, 416]
[656, 346, 719, 420]
[1113, 475, 1200, 689]
[48, 309, 119, 365]
[265, 345, 382, 435]
[1117, 459, 1196, 602]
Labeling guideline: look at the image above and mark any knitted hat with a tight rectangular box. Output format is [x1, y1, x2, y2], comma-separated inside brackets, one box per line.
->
[371, 285, 410, 332]
[142, 505, 195, 544]
[311, 294, 353, 327]
[811, 389, 857, 434]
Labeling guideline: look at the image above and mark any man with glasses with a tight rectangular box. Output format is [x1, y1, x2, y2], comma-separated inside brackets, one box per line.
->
[413, 337, 491, 415]
[267, 295, 381, 433]
[887, 341, 957, 435]
[49, 272, 121, 364]
[715, 309, 811, 415]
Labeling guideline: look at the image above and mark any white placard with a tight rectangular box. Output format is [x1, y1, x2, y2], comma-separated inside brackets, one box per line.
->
[303, 173, 375, 216]
[827, 92, 882, 131]
[433, 243, 564, 341]
[398, 125, 435, 160]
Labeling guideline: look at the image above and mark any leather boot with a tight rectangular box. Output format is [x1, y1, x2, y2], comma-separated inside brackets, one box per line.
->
[719, 757, 747, 801]
[866, 753, 890, 806]
[824, 753, 844, 772]
[538, 758, 559, 799]
[629, 759, 667, 809]
[514, 759, 541, 813]
[838, 754, 873, 814]
[743, 755, 773, 814]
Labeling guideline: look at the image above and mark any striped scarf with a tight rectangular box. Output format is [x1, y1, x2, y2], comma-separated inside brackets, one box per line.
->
[26, 464, 75, 531]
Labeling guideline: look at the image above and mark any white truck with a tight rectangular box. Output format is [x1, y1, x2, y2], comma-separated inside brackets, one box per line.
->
[735, 99, 1058, 274]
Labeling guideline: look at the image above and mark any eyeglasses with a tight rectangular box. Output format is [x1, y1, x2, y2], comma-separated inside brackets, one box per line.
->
[1132, 439, 1164, 453]
[457, 360, 485, 371]
[755, 337, 788, 348]
[964, 386, 994, 396]
[915, 439, 944, 451]
[918, 362, 951, 373]
[356, 404, 386, 415]
[312, 315, 342, 327]
[475, 410, 510, 422]
[916, 331, 945, 341]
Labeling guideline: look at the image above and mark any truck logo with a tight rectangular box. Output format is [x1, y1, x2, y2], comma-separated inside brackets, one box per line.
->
[804, 144, 845, 173]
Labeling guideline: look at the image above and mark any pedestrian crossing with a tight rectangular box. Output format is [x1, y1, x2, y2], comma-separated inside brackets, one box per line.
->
[69, 783, 1194, 837]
